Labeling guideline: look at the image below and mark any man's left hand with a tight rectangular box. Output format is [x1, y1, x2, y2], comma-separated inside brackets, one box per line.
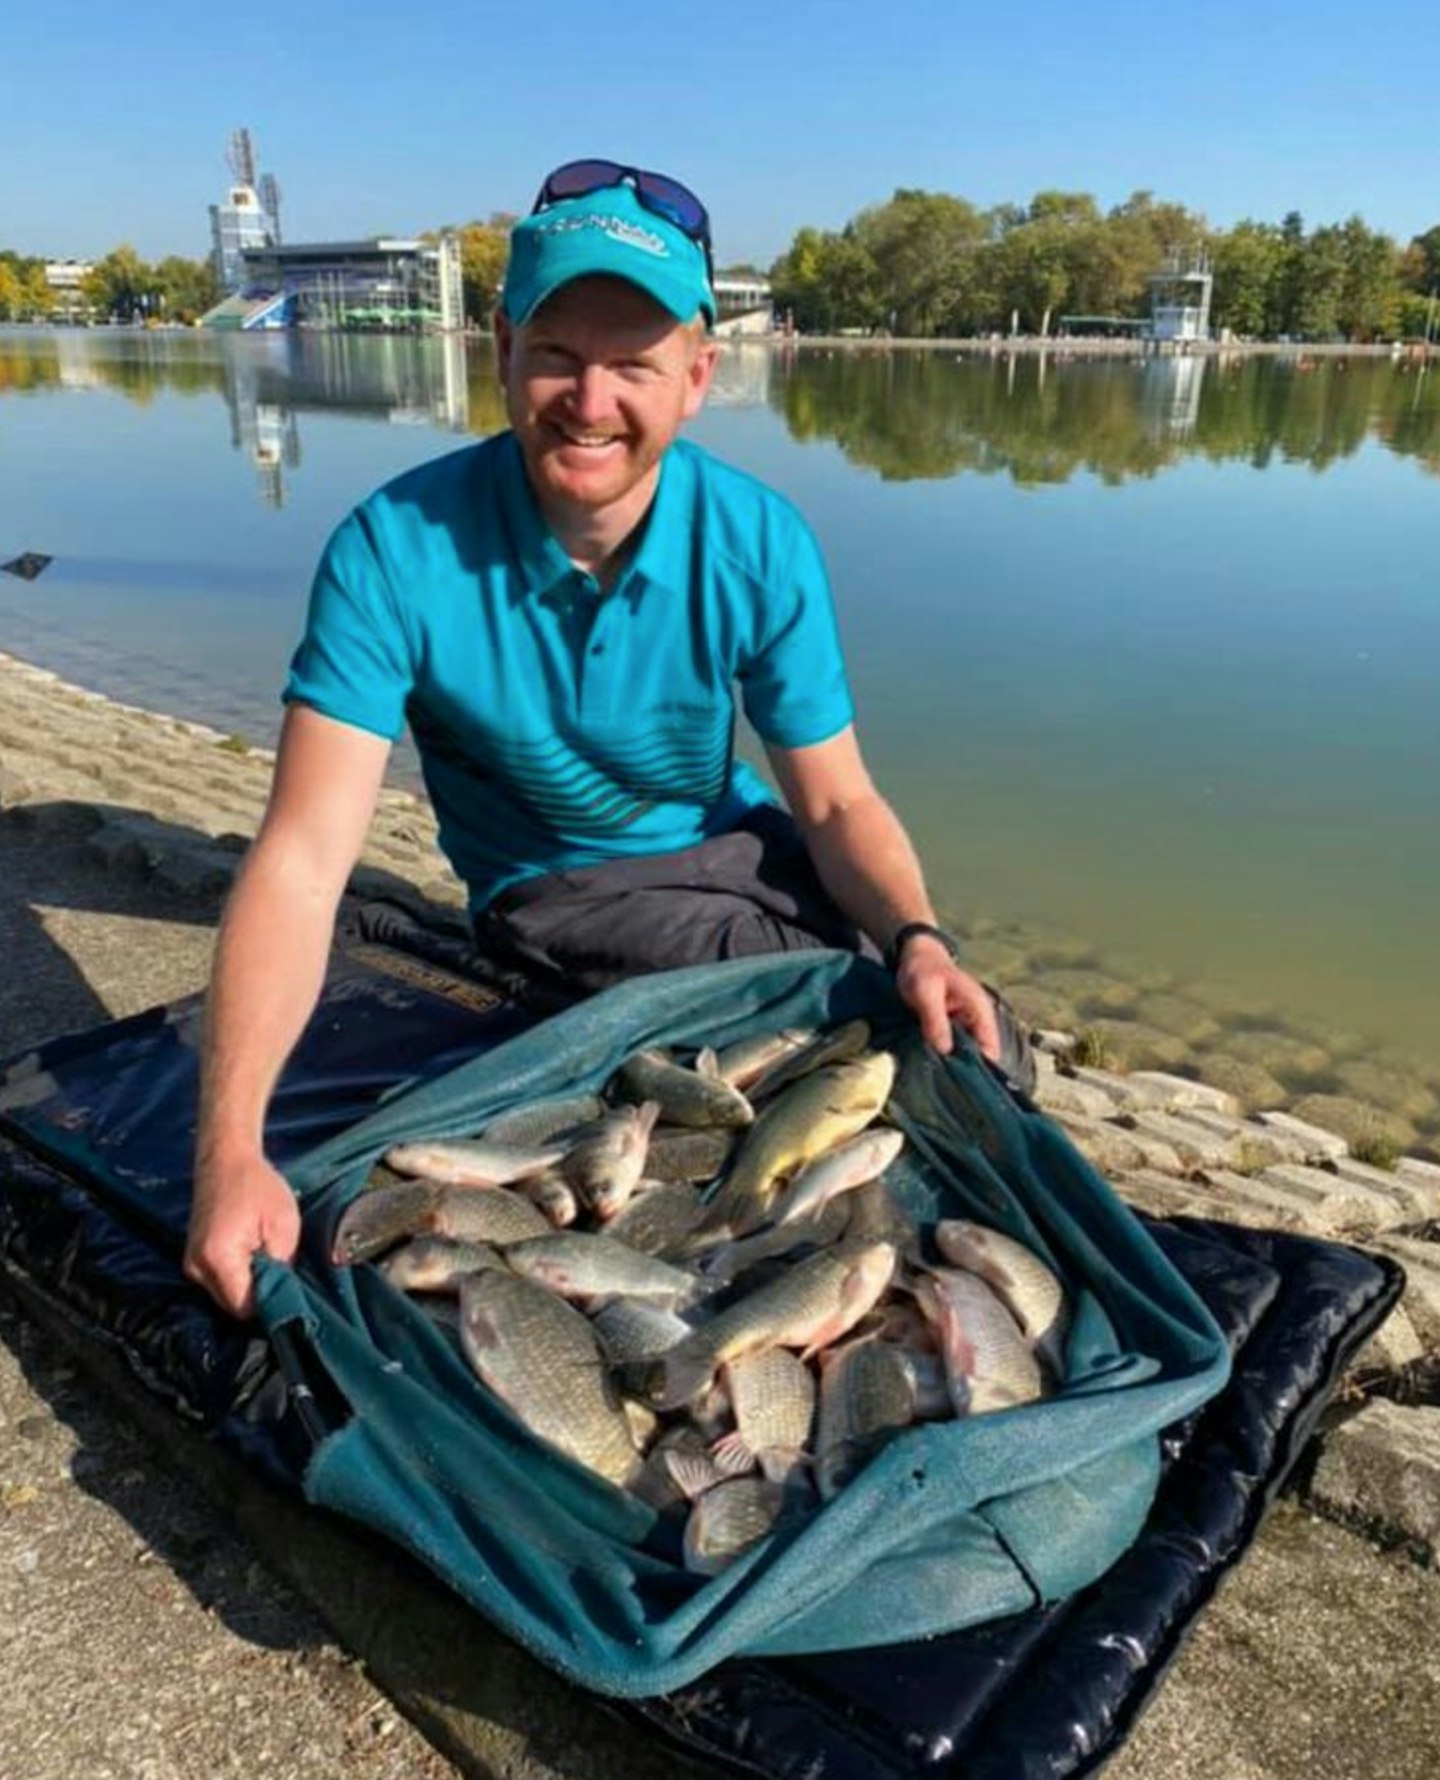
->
[894, 936, 1001, 1061]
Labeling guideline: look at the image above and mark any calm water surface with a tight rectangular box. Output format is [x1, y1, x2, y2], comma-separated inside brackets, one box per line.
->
[2, 328, 1437, 1109]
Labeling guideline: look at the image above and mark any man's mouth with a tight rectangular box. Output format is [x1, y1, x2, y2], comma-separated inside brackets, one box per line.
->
[549, 424, 627, 450]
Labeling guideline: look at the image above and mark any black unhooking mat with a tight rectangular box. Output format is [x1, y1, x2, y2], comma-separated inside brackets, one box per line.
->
[0, 914, 1404, 1776]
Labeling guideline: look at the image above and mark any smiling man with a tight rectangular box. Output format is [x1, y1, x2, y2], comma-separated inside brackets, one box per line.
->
[184, 160, 1030, 1318]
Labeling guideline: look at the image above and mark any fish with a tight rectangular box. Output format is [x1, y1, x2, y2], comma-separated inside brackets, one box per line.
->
[603, 1179, 707, 1259]
[768, 1127, 906, 1227]
[746, 1018, 872, 1103]
[502, 1231, 700, 1307]
[591, 1299, 696, 1368]
[934, 1220, 1070, 1370]
[699, 1051, 898, 1238]
[711, 1028, 816, 1091]
[614, 1048, 755, 1130]
[562, 1101, 661, 1219]
[515, 1167, 580, 1229]
[380, 1235, 507, 1293]
[844, 1175, 922, 1261]
[632, 1423, 727, 1512]
[642, 1240, 897, 1411]
[643, 1127, 739, 1184]
[384, 1136, 568, 1189]
[815, 1337, 921, 1499]
[913, 1267, 1046, 1415]
[692, 1195, 853, 1284]
[426, 1185, 553, 1246]
[483, 1092, 607, 1148]
[331, 1180, 443, 1265]
[683, 1477, 787, 1575]
[457, 1271, 642, 1488]
[714, 1349, 817, 1484]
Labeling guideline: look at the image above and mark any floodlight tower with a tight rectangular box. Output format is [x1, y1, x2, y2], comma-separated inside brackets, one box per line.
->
[227, 128, 257, 191]
[259, 173, 283, 245]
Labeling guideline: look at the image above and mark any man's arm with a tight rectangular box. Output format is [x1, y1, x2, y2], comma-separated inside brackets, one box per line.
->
[766, 727, 1001, 1061]
[184, 704, 392, 1317]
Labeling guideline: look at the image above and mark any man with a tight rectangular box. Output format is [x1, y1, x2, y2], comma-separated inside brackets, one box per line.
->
[185, 159, 1027, 1319]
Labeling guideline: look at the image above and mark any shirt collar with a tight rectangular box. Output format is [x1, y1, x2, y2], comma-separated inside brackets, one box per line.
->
[498, 431, 694, 607]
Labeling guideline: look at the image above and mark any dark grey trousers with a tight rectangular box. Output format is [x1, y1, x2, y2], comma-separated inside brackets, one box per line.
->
[474, 805, 1035, 1092]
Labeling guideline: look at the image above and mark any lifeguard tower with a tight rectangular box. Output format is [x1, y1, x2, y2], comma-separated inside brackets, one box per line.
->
[1147, 252, 1213, 346]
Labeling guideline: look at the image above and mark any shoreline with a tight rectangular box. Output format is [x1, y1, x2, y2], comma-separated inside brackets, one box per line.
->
[3, 642, 1440, 1777]
[0, 643, 1435, 1164]
[743, 332, 1440, 360]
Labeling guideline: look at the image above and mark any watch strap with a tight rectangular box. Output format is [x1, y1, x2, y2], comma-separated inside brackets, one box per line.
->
[885, 921, 961, 972]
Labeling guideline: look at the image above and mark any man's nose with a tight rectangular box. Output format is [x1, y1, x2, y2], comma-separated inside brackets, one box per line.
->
[566, 364, 616, 424]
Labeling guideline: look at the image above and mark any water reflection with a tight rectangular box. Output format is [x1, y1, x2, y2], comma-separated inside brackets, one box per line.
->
[766, 346, 1440, 484]
[3, 330, 1436, 498]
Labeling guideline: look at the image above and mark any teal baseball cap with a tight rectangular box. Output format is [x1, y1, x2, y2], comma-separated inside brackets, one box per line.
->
[502, 179, 717, 327]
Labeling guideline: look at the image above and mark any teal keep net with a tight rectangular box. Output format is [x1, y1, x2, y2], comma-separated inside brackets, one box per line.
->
[257, 950, 1230, 1697]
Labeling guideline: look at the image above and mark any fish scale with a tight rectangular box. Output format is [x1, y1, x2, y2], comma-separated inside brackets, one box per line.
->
[458, 1271, 641, 1488]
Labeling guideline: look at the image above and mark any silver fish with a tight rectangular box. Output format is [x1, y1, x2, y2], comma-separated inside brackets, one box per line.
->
[934, 1220, 1070, 1370]
[815, 1337, 920, 1500]
[331, 1180, 442, 1265]
[844, 1175, 921, 1261]
[458, 1271, 641, 1488]
[632, 1422, 725, 1512]
[603, 1179, 707, 1259]
[746, 1018, 872, 1103]
[503, 1231, 699, 1306]
[591, 1300, 696, 1368]
[615, 1048, 755, 1130]
[913, 1267, 1046, 1415]
[380, 1235, 507, 1293]
[769, 1128, 906, 1227]
[693, 1195, 852, 1283]
[427, 1185, 553, 1246]
[711, 1028, 816, 1091]
[563, 1101, 661, 1218]
[515, 1167, 580, 1229]
[644, 1126, 738, 1184]
[683, 1477, 787, 1575]
[384, 1136, 567, 1189]
[483, 1092, 607, 1148]
[714, 1349, 816, 1484]
[644, 1240, 897, 1410]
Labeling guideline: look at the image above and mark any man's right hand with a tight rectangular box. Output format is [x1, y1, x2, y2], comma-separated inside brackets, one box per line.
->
[184, 1153, 301, 1320]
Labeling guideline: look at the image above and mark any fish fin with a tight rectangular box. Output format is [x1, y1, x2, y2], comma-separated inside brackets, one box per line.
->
[757, 1448, 806, 1486]
[708, 1432, 758, 1478]
[647, 1344, 717, 1412]
[665, 1449, 725, 1501]
[695, 1047, 721, 1078]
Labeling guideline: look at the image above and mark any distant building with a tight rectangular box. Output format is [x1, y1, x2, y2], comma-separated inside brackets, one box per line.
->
[713, 275, 773, 337]
[1148, 252, 1213, 343]
[43, 260, 94, 322]
[201, 235, 464, 334]
[210, 184, 277, 294]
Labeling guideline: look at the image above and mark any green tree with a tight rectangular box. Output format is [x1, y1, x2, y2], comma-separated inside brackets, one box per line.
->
[153, 255, 219, 324]
[1211, 221, 1284, 338]
[83, 245, 159, 322]
[451, 217, 513, 325]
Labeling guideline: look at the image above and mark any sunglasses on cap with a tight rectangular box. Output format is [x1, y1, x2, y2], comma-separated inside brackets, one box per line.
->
[532, 159, 715, 286]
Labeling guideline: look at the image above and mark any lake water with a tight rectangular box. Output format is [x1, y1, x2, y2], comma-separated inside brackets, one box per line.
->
[2, 327, 1437, 1140]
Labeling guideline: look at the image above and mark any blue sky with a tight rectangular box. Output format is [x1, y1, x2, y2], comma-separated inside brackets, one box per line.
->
[8, 0, 1439, 268]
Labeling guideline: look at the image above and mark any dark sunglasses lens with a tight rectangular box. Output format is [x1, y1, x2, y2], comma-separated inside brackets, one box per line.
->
[636, 173, 708, 239]
[544, 159, 624, 201]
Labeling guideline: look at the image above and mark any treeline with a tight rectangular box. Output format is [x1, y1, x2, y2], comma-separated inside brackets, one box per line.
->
[0, 247, 219, 325]
[770, 192, 1440, 342]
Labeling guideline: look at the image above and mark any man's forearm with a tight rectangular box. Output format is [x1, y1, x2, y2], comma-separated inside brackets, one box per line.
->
[197, 845, 343, 1170]
[798, 791, 937, 951]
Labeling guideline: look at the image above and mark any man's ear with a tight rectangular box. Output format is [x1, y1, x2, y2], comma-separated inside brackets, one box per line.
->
[682, 339, 721, 419]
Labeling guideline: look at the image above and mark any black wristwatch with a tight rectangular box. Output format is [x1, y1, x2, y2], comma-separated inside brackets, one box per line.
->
[885, 921, 963, 972]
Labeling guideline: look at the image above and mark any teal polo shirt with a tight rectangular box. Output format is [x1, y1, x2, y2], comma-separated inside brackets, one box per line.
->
[284, 432, 854, 911]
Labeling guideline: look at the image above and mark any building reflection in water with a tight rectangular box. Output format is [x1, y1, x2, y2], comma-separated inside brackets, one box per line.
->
[706, 341, 773, 408]
[221, 331, 471, 506]
[1137, 353, 1208, 442]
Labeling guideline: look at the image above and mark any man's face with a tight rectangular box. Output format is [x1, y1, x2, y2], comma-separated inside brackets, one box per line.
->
[496, 276, 717, 524]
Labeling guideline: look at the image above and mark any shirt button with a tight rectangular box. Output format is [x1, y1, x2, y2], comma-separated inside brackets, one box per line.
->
[591, 643, 605, 656]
